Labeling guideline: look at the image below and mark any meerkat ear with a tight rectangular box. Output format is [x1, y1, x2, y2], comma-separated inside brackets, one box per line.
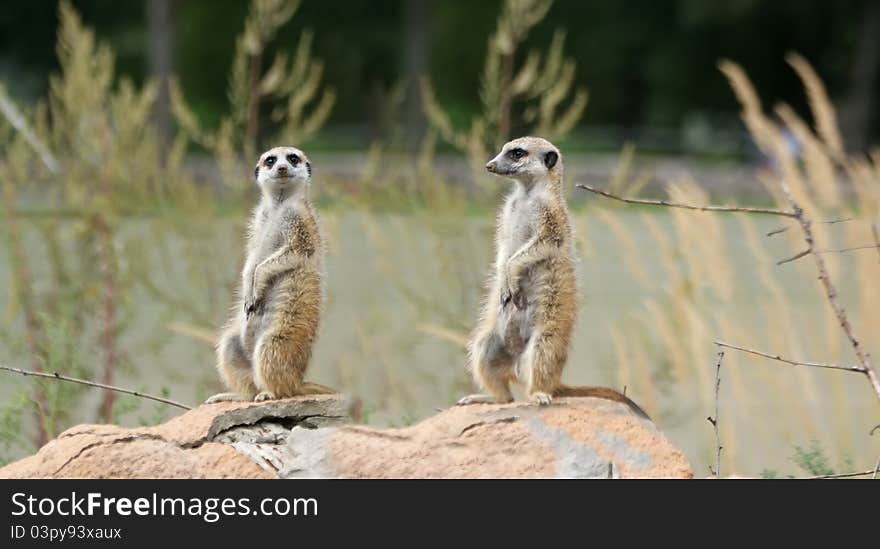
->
[306, 162, 312, 178]
[254, 164, 260, 180]
[543, 151, 558, 170]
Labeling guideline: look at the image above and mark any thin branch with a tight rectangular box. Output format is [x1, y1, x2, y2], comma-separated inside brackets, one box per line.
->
[806, 470, 877, 480]
[815, 244, 880, 255]
[776, 179, 880, 401]
[707, 350, 724, 478]
[777, 248, 811, 265]
[0, 364, 192, 411]
[766, 217, 856, 237]
[873, 424, 880, 480]
[776, 245, 880, 266]
[714, 341, 866, 374]
[575, 183, 798, 217]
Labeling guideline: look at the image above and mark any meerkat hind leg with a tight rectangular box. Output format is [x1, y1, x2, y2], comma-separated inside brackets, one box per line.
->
[458, 333, 515, 406]
[521, 333, 563, 406]
[208, 327, 258, 404]
[253, 324, 312, 401]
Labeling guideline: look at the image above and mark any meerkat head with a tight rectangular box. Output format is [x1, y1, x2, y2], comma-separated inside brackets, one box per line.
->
[485, 136, 561, 185]
[254, 146, 312, 196]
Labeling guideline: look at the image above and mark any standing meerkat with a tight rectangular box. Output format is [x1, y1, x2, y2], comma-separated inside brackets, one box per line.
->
[458, 136, 647, 416]
[207, 146, 335, 403]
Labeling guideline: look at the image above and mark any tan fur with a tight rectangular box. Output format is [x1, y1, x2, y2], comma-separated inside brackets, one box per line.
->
[207, 146, 336, 403]
[459, 137, 636, 412]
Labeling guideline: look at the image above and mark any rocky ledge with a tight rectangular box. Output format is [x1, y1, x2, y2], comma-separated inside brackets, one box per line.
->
[0, 394, 692, 479]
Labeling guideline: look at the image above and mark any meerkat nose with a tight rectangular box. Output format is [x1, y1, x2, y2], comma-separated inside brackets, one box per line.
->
[486, 161, 496, 173]
[277, 165, 288, 174]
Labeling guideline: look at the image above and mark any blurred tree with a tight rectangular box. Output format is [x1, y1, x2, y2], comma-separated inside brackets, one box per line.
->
[402, 0, 432, 148]
[839, 0, 880, 152]
[0, 0, 875, 149]
[146, 0, 175, 159]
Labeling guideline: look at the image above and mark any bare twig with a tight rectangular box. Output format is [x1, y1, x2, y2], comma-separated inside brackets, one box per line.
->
[873, 424, 880, 480]
[714, 341, 866, 374]
[766, 217, 856, 237]
[777, 245, 880, 265]
[806, 470, 877, 479]
[776, 179, 880, 401]
[575, 183, 798, 217]
[777, 248, 811, 265]
[0, 364, 192, 411]
[707, 350, 724, 478]
[815, 244, 880, 255]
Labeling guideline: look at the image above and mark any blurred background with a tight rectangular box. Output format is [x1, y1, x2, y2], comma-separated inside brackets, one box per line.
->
[0, 0, 878, 478]
[2, 0, 878, 154]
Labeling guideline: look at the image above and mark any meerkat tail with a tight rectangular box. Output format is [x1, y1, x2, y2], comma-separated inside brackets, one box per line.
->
[298, 381, 339, 395]
[552, 385, 650, 420]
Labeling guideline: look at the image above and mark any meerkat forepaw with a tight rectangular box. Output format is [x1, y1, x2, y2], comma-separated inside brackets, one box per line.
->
[501, 289, 512, 307]
[254, 391, 277, 402]
[511, 289, 526, 309]
[529, 392, 553, 406]
[501, 282, 525, 309]
[243, 296, 263, 318]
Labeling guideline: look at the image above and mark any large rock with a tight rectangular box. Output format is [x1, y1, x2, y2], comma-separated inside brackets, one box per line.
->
[0, 395, 691, 479]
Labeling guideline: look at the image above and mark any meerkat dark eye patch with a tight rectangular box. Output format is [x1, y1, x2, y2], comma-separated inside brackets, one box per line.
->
[264, 155, 276, 167]
[287, 154, 300, 165]
[543, 151, 558, 170]
[507, 148, 527, 160]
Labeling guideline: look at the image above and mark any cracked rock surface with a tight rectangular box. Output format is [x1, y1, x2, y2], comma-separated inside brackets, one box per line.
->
[0, 395, 691, 479]
[0, 395, 347, 479]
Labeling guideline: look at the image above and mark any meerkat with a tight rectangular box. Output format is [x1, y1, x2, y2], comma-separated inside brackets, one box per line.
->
[457, 136, 647, 417]
[206, 146, 335, 403]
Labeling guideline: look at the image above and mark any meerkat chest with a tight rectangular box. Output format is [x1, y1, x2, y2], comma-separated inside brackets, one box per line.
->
[498, 193, 540, 259]
[251, 205, 294, 261]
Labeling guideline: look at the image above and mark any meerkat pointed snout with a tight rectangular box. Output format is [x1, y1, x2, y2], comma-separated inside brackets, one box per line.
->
[458, 136, 648, 416]
[206, 145, 336, 404]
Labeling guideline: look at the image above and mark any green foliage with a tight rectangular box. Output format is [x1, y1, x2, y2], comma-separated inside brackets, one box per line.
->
[422, 0, 587, 191]
[760, 441, 861, 478]
[791, 439, 835, 477]
[0, 1, 229, 461]
[171, 0, 335, 181]
[0, 391, 30, 465]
